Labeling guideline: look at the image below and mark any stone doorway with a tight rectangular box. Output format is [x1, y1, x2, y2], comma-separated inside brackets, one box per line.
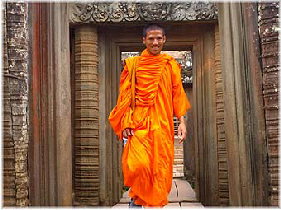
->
[70, 22, 223, 206]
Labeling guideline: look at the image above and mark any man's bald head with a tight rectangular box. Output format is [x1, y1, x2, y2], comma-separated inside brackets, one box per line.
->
[142, 24, 166, 38]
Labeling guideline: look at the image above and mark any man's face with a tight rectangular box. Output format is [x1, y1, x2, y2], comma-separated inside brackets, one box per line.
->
[143, 29, 166, 56]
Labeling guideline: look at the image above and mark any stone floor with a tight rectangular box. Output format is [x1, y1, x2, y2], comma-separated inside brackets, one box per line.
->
[112, 178, 204, 208]
[113, 135, 200, 208]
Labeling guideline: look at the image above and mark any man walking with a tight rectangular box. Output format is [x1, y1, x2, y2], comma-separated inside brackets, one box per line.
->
[109, 24, 191, 207]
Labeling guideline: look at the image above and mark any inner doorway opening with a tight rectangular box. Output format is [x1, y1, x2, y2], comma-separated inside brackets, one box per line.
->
[98, 23, 216, 206]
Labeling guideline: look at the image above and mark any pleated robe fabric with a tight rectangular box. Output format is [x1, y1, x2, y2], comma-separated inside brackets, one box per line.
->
[108, 49, 191, 207]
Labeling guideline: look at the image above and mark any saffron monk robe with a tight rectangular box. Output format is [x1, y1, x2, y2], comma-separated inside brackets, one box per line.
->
[108, 24, 191, 207]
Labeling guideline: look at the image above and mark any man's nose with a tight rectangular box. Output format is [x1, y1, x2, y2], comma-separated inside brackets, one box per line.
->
[152, 39, 158, 45]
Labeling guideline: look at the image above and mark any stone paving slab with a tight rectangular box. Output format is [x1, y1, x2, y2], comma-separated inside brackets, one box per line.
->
[112, 203, 204, 208]
[168, 179, 197, 202]
[168, 180, 177, 201]
[120, 190, 130, 203]
[113, 179, 201, 208]
[181, 202, 204, 208]
[174, 179, 197, 202]
[112, 203, 129, 208]
[163, 202, 181, 208]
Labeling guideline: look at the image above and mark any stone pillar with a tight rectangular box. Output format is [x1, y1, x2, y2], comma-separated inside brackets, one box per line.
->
[73, 26, 99, 206]
[52, 3, 73, 206]
[214, 24, 229, 206]
[218, 3, 255, 205]
[218, 2, 268, 206]
[202, 26, 219, 206]
[28, 3, 73, 206]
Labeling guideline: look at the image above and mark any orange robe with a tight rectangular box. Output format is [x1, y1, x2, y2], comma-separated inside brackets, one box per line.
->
[108, 49, 191, 207]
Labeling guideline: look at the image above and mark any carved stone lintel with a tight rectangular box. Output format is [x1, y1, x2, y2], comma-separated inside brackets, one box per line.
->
[70, 2, 218, 23]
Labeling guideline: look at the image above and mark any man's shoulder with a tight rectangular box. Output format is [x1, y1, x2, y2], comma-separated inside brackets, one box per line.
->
[164, 55, 181, 70]
[124, 56, 140, 64]
[167, 55, 177, 63]
[123, 56, 140, 75]
[160, 53, 177, 63]
[124, 56, 141, 70]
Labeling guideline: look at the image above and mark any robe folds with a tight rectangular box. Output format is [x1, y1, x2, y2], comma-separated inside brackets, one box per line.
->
[108, 49, 191, 207]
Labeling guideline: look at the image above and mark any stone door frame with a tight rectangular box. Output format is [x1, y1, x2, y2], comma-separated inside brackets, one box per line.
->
[72, 21, 222, 206]
[67, 2, 221, 206]
[29, 2, 226, 206]
[97, 24, 200, 205]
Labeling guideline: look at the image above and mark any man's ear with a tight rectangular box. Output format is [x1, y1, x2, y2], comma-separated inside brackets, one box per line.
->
[142, 37, 145, 44]
[163, 35, 166, 43]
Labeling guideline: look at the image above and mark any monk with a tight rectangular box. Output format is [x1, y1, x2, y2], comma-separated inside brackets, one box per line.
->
[108, 24, 191, 207]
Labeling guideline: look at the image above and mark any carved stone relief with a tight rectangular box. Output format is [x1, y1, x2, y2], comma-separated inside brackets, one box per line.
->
[70, 2, 218, 23]
[258, 2, 279, 206]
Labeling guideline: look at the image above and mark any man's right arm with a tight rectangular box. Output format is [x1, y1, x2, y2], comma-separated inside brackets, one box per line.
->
[108, 63, 132, 140]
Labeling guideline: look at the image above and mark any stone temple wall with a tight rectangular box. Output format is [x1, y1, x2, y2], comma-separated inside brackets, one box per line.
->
[3, 3, 30, 206]
[258, 2, 279, 206]
[2, 1, 279, 207]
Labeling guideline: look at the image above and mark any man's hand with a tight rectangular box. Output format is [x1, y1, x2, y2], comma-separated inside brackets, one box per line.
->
[122, 128, 134, 139]
[177, 116, 187, 143]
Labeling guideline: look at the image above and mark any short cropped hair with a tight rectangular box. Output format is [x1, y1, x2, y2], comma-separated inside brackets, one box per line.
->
[142, 24, 166, 37]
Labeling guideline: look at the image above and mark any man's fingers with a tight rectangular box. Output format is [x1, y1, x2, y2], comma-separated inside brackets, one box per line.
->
[123, 130, 128, 138]
[123, 130, 128, 139]
[123, 129, 129, 138]
[127, 129, 134, 136]
[179, 138, 184, 144]
[126, 129, 131, 137]
[177, 122, 187, 144]
[182, 131, 186, 140]
[177, 128, 181, 137]
[123, 128, 134, 138]
[179, 136, 185, 144]
[178, 131, 186, 144]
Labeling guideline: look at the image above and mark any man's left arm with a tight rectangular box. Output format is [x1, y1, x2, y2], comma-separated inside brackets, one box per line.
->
[177, 116, 186, 143]
[170, 59, 190, 143]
